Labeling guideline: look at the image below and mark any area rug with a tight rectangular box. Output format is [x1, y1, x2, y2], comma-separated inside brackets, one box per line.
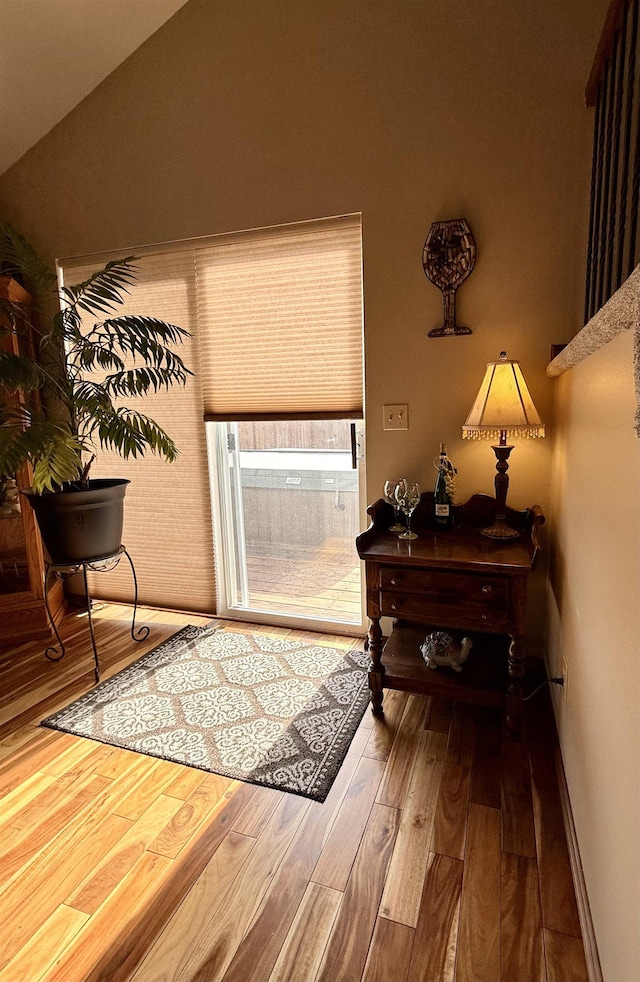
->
[40, 625, 370, 802]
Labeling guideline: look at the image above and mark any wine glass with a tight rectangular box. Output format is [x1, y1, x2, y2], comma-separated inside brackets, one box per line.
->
[396, 482, 421, 540]
[384, 479, 406, 532]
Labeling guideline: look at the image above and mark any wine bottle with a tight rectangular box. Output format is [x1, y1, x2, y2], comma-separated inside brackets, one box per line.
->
[434, 443, 452, 528]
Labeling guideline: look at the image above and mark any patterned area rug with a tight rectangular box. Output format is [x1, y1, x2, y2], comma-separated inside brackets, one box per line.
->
[41, 625, 370, 802]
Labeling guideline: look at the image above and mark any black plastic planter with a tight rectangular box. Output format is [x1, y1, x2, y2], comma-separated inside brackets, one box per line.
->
[23, 479, 130, 565]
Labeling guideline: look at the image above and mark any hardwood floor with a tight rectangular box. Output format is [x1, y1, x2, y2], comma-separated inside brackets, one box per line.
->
[0, 604, 588, 982]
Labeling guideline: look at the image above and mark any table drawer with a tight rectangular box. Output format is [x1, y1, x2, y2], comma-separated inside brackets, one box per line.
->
[380, 566, 508, 606]
[379, 592, 509, 632]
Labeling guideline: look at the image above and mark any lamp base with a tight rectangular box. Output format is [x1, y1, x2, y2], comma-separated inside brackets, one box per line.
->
[481, 436, 520, 539]
[482, 520, 520, 540]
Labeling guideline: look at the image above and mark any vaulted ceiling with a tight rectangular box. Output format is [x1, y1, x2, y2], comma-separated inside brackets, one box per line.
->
[0, 0, 188, 176]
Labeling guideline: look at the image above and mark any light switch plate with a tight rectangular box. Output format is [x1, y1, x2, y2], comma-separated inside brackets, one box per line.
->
[383, 404, 408, 430]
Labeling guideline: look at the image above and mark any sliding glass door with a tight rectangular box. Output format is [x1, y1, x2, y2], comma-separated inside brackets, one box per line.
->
[209, 418, 365, 633]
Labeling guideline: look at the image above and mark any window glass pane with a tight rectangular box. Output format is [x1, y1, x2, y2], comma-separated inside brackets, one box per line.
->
[215, 419, 362, 627]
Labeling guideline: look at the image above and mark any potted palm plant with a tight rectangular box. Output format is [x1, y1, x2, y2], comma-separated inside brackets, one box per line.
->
[0, 223, 192, 564]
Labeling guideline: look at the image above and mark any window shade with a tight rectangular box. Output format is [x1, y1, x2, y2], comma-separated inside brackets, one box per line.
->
[58, 250, 216, 614]
[196, 216, 364, 420]
[58, 213, 363, 612]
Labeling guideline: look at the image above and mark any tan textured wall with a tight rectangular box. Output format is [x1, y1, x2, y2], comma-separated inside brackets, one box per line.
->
[0, 1, 603, 530]
[548, 330, 640, 981]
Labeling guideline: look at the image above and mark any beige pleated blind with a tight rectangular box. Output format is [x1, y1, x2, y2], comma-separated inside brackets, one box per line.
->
[58, 249, 216, 613]
[196, 215, 364, 420]
[58, 214, 363, 612]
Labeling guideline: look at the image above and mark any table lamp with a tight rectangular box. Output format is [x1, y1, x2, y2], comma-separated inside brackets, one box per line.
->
[462, 351, 545, 539]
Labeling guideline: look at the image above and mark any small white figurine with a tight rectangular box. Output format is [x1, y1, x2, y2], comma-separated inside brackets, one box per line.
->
[420, 631, 472, 673]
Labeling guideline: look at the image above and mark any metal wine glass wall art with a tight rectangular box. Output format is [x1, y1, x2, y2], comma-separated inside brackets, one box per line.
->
[422, 218, 476, 337]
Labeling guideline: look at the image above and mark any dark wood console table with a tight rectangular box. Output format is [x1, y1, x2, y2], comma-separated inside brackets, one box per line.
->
[355, 493, 544, 736]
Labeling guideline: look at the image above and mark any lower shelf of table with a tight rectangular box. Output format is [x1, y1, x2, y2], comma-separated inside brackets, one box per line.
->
[376, 622, 513, 708]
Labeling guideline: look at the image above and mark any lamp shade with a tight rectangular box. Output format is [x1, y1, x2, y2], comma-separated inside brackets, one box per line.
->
[462, 351, 545, 441]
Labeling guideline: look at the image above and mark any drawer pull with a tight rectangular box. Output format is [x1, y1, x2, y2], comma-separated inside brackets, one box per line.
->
[482, 584, 493, 594]
[390, 578, 397, 586]
[391, 603, 398, 611]
[481, 613, 489, 621]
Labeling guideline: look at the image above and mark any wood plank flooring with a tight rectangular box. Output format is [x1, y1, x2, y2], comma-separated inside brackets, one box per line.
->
[0, 604, 588, 981]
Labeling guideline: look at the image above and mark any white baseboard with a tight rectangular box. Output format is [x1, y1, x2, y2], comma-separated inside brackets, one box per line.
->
[554, 746, 603, 982]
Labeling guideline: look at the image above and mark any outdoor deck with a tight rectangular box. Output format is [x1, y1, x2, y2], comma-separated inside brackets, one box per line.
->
[245, 552, 362, 624]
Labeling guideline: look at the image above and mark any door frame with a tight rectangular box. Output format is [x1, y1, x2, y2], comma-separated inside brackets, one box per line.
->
[206, 419, 367, 636]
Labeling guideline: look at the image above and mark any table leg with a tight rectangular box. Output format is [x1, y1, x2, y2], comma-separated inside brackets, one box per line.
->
[506, 634, 524, 739]
[82, 564, 101, 683]
[123, 549, 149, 643]
[43, 565, 66, 662]
[367, 617, 385, 717]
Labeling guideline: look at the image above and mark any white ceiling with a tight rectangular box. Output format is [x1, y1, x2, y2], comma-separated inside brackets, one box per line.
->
[0, 0, 189, 176]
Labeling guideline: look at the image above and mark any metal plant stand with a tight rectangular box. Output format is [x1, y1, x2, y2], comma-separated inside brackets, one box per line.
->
[43, 545, 149, 682]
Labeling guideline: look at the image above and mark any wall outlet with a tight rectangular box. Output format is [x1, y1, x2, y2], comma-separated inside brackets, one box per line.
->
[383, 404, 408, 430]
